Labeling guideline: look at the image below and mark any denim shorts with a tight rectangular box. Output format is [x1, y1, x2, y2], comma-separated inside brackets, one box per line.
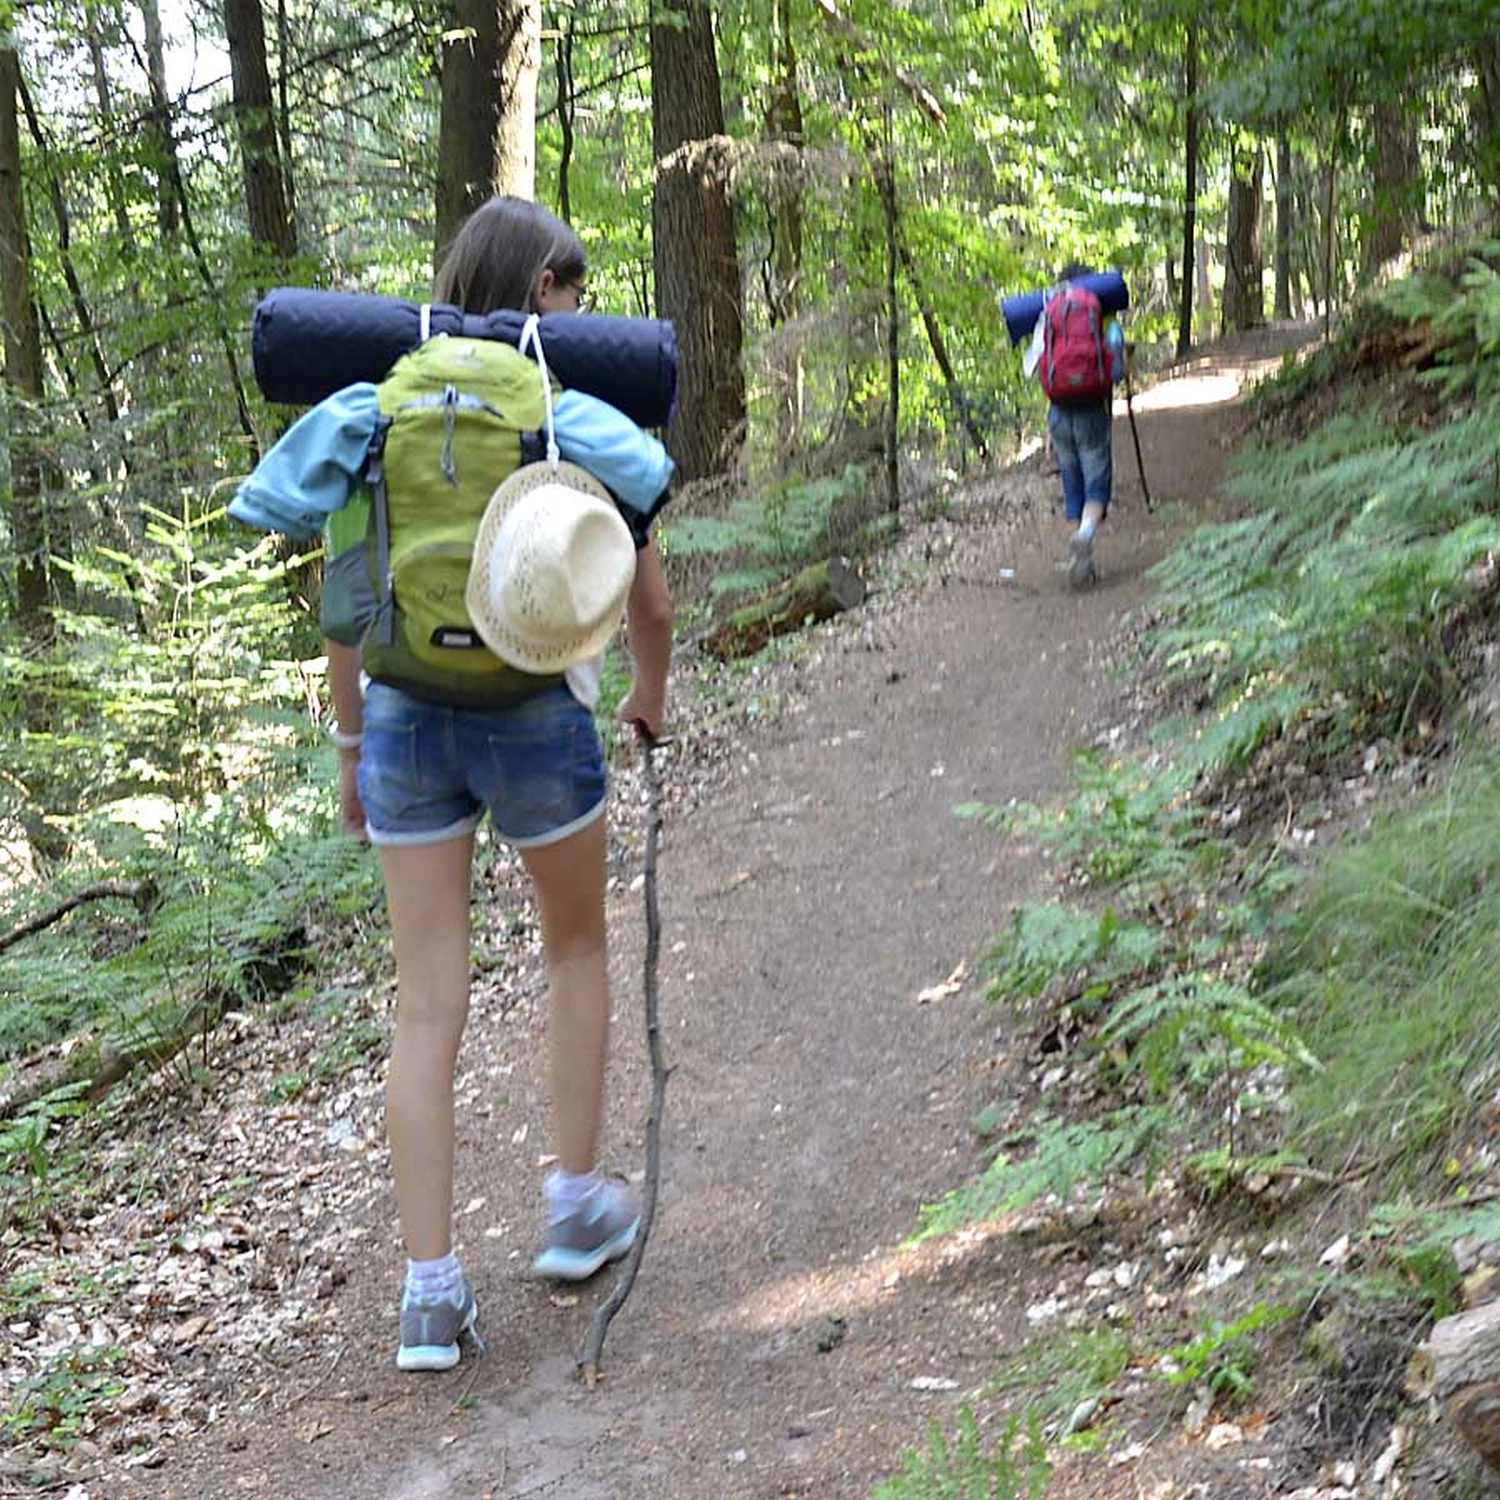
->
[357, 681, 607, 849]
[1047, 401, 1113, 520]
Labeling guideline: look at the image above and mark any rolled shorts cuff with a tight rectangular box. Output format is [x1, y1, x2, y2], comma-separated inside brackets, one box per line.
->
[365, 809, 484, 848]
[506, 795, 607, 850]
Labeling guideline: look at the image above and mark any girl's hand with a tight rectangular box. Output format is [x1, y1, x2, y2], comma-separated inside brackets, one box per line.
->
[337, 747, 369, 843]
[617, 687, 665, 743]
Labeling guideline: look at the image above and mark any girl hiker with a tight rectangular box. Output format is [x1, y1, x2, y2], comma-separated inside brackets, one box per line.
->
[231, 195, 675, 1371]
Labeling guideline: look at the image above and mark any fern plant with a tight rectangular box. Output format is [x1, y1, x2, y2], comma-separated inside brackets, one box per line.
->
[871, 1410, 1050, 1500]
[912, 1107, 1171, 1243]
[668, 464, 867, 596]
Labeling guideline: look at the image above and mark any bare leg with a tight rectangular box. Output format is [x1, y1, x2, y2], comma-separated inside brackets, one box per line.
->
[520, 815, 610, 1176]
[380, 833, 475, 1261]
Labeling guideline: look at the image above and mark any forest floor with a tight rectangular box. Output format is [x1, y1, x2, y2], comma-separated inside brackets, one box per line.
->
[9, 319, 1434, 1500]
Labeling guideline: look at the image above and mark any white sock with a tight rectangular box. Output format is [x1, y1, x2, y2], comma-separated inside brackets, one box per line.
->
[405, 1250, 464, 1305]
[1077, 516, 1097, 542]
[546, 1168, 603, 1218]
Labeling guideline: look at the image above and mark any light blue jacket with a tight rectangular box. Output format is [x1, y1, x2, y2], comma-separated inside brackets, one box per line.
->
[230, 383, 674, 542]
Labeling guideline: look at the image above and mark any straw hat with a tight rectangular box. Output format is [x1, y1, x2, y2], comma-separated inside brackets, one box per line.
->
[465, 460, 636, 674]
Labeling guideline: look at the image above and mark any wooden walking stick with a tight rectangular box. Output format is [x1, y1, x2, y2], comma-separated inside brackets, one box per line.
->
[1123, 345, 1153, 512]
[581, 727, 671, 1386]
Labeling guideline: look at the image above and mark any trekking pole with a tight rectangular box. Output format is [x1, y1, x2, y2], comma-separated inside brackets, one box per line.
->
[581, 725, 671, 1386]
[1123, 346, 1153, 513]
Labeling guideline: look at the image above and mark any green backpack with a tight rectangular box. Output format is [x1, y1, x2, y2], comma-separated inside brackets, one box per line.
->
[359, 336, 563, 706]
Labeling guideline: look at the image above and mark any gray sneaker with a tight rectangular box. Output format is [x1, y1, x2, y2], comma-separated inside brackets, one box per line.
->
[396, 1278, 482, 1372]
[533, 1178, 640, 1281]
[1068, 530, 1096, 588]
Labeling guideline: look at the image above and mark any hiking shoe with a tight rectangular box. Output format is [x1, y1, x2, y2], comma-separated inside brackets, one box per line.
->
[396, 1278, 482, 1372]
[533, 1178, 640, 1281]
[1068, 530, 1096, 588]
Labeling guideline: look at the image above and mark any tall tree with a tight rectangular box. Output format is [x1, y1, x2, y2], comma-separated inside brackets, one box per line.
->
[436, 0, 541, 262]
[1222, 137, 1264, 331]
[138, 0, 179, 240]
[1274, 131, 1293, 319]
[1176, 11, 1199, 358]
[224, 0, 297, 267]
[1360, 99, 1417, 278]
[651, 0, 745, 482]
[0, 45, 50, 636]
[763, 0, 805, 448]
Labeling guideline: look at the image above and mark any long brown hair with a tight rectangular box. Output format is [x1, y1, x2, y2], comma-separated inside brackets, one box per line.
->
[433, 196, 587, 314]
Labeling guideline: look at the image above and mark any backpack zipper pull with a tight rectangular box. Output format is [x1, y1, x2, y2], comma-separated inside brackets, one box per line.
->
[441, 384, 458, 484]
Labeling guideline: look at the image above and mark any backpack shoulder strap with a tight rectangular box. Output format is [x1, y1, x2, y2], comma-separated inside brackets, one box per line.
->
[364, 414, 396, 647]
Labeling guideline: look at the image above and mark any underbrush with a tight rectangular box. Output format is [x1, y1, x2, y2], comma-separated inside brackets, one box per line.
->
[917, 237, 1500, 1488]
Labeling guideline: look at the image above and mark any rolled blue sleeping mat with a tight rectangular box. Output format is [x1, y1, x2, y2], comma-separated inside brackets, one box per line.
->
[1001, 270, 1130, 347]
[251, 288, 679, 429]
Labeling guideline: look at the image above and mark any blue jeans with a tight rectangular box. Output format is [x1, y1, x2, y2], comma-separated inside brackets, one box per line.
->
[1047, 402, 1113, 521]
[357, 681, 607, 848]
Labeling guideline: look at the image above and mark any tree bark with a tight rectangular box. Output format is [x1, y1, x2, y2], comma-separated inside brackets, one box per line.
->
[138, 0, 180, 240]
[651, 0, 746, 482]
[1222, 139, 1264, 332]
[764, 0, 805, 450]
[436, 0, 541, 261]
[0, 46, 52, 637]
[224, 0, 297, 268]
[1323, 112, 1342, 339]
[1360, 99, 1417, 280]
[1476, 37, 1500, 203]
[1274, 132, 1292, 320]
[1175, 14, 1199, 360]
[493, 0, 539, 199]
[554, 13, 576, 221]
[876, 105, 899, 518]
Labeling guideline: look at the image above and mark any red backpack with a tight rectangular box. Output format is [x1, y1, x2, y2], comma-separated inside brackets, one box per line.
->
[1039, 284, 1110, 405]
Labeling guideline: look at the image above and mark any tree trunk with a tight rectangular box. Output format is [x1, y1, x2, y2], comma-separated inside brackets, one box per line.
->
[87, 18, 135, 257]
[493, 0, 540, 199]
[1274, 132, 1292, 320]
[138, 0, 179, 240]
[1222, 139, 1264, 332]
[436, 1, 541, 261]
[0, 46, 52, 639]
[764, 0, 805, 451]
[1471, 36, 1500, 203]
[1323, 113, 1342, 339]
[1360, 99, 1417, 280]
[224, 0, 297, 268]
[1176, 14, 1198, 360]
[554, 13, 576, 222]
[651, 0, 746, 482]
[876, 105, 899, 518]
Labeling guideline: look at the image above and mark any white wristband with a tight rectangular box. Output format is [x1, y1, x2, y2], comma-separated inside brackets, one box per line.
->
[328, 723, 363, 750]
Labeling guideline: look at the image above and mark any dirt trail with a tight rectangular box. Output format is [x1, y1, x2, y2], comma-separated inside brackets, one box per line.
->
[109, 326, 1313, 1500]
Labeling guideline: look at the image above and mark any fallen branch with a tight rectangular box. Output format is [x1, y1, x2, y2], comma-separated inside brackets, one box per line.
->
[0, 878, 158, 954]
[581, 734, 672, 1385]
[704, 555, 866, 661]
[0, 926, 306, 1122]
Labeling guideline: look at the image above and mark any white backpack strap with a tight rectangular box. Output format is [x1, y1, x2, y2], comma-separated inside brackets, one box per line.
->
[419, 302, 432, 343]
[518, 313, 560, 467]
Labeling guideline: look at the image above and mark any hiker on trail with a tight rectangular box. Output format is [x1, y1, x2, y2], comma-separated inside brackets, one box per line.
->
[230, 195, 676, 1373]
[1023, 261, 1127, 587]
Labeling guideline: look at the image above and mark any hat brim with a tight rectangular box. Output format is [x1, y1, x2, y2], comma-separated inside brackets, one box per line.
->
[465, 461, 632, 675]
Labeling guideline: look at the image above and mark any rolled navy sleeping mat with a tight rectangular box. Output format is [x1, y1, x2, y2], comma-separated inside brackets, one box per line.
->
[1001, 269, 1130, 347]
[251, 288, 679, 429]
